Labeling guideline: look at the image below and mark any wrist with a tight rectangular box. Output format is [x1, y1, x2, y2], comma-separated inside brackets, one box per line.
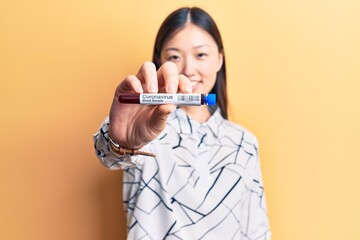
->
[108, 135, 155, 157]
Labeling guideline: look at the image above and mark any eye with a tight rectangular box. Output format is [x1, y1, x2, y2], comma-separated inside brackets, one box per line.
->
[167, 55, 181, 62]
[197, 53, 207, 59]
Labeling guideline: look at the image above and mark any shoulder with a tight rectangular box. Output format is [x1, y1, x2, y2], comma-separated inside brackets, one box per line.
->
[220, 119, 259, 147]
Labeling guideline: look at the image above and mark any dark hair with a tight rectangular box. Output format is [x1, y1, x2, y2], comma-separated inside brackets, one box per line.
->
[152, 7, 228, 119]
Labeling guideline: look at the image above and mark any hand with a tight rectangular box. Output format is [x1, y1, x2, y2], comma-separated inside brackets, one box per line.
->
[108, 61, 192, 149]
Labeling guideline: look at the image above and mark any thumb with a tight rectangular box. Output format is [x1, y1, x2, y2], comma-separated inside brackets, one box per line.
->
[148, 105, 176, 134]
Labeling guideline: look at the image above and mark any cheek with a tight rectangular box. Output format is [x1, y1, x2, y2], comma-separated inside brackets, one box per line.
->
[159, 56, 167, 65]
[200, 62, 218, 79]
[169, 62, 182, 74]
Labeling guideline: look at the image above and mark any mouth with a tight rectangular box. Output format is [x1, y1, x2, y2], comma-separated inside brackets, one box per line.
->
[191, 81, 201, 87]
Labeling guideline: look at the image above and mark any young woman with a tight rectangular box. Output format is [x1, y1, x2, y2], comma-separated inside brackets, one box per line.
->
[94, 7, 271, 239]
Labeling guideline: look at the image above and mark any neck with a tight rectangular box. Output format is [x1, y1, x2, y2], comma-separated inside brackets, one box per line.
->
[180, 105, 211, 122]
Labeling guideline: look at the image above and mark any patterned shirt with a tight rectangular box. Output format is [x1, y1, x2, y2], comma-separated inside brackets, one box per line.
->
[93, 108, 271, 240]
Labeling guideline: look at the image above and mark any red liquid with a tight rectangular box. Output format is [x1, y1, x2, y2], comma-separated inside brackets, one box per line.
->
[118, 94, 140, 104]
[118, 93, 215, 105]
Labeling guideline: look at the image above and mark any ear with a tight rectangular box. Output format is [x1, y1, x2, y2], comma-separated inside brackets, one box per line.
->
[216, 51, 224, 72]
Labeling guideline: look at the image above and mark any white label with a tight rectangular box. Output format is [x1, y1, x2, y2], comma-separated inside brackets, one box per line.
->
[139, 93, 201, 105]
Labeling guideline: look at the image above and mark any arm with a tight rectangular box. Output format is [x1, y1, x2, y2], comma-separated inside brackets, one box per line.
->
[240, 138, 271, 239]
[93, 117, 142, 170]
[93, 62, 192, 169]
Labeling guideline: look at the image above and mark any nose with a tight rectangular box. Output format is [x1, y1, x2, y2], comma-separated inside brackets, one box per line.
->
[181, 56, 196, 78]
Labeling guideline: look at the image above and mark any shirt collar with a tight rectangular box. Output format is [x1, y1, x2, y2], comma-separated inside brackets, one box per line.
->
[169, 107, 225, 137]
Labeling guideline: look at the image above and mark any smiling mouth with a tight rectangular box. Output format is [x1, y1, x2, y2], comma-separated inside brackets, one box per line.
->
[191, 81, 201, 86]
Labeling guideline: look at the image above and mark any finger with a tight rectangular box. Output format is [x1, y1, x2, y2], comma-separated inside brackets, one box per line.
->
[178, 74, 192, 93]
[157, 61, 179, 93]
[136, 62, 158, 93]
[116, 75, 144, 96]
[149, 105, 176, 133]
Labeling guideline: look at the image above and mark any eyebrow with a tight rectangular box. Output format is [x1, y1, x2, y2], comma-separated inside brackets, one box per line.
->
[164, 44, 211, 52]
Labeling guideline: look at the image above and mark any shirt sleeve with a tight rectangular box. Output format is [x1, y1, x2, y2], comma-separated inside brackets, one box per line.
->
[92, 117, 141, 170]
[240, 137, 272, 239]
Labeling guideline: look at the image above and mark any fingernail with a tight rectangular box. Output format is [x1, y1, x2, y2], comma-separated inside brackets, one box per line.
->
[185, 84, 192, 93]
[150, 83, 158, 93]
[136, 86, 144, 93]
[168, 83, 176, 93]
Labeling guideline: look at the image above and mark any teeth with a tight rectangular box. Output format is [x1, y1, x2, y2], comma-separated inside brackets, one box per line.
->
[191, 81, 199, 86]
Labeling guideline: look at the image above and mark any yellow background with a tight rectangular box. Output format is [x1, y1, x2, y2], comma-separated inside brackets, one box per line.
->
[1, 0, 359, 239]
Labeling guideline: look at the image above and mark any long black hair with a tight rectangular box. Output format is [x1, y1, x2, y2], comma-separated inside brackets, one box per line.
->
[152, 7, 228, 119]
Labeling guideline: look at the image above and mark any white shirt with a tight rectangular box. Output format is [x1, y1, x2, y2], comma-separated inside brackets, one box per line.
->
[93, 108, 271, 240]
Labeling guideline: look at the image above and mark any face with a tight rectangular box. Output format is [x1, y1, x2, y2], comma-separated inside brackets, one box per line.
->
[160, 24, 223, 93]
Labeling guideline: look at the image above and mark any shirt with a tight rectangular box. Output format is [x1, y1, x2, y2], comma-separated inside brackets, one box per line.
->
[93, 108, 271, 240]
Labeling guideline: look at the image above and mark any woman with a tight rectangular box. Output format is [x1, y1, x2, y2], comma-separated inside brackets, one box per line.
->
[94, 7, 271, 239]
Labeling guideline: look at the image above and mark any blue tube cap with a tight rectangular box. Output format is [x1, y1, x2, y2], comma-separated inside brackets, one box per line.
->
[205, 94, 216, 106]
